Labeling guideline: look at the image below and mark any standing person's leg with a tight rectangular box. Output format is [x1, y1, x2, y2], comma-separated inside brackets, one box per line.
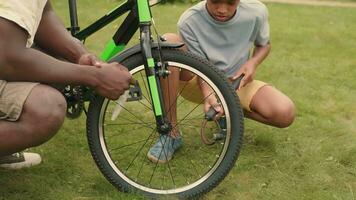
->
[0, 82, 67, 169]
[238, 81, 295, 128]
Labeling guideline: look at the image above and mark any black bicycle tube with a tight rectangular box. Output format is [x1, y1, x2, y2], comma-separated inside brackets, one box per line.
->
[68, 0, 80, 35]
[73, 0, 134, 40]
[112, 8, 139, 46]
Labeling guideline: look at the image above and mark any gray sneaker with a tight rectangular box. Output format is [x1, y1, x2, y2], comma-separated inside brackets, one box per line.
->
[0, 152, 42, 170]
[147, 135, 183, 164]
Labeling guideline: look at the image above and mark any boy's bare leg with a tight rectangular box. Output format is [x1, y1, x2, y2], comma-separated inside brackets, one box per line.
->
[0, 84, 66, 156]
[160, 66, 180, 138]
[245, 85, 295, 128]
[160, 33, 188, 138]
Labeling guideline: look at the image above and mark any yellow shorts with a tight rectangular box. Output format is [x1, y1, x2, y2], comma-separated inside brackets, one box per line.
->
[179, 77, 267, 112]
[0, 80, 38, 121]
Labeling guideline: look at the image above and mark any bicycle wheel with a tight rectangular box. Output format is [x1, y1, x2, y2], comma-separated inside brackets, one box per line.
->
[86, 48, 244, 199]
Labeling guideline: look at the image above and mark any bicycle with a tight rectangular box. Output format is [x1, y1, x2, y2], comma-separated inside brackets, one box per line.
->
[64, 0, 244, 198]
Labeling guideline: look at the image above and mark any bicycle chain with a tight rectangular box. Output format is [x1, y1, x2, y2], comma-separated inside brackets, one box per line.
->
[62, 85, 84, 119]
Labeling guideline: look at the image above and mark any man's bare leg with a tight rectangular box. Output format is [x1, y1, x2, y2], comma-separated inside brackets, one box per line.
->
[0, 84, 67, 156]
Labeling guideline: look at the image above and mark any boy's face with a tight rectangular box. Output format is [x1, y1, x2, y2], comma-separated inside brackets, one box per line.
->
[206, 0, 240, 22]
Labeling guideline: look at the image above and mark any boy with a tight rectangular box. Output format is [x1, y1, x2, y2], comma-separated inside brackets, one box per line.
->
[147, 0, 295, 163]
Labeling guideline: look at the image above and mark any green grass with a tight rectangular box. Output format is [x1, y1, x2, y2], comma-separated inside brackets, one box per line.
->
[1, 1, 356, 200]
[316, 0, 356, 2]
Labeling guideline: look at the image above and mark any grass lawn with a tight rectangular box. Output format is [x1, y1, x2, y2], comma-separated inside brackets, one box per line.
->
[316, 0, 356, 2]
[1, 1, 356, 199]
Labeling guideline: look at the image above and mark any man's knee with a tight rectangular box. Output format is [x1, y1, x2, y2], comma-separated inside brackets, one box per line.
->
[23, 85, 67, 146]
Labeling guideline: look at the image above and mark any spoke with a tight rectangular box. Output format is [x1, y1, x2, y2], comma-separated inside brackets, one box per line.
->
[135, 130, 160, 183]
[162, 143, 176, 189]
[110, 139, 148, 152]
[137, 99, 153, 111]
[185, 112, 206, 121]
[173, 92, 215, 134]
[105, 121, 155, 126]
[149, 136, 169, 184]
[106, 119, 155, 131]
[105, 120, 155, 130]
[174, 123, 203, 129]
[112, 100, 155, 130]
[163, 75, 219, 137]
[180, 116, 205, 121]
[149, 136, 176, 187]
[105, 123, 155, 140]
[164, 76, 191, 120]
[138, 71, 152, 105]
[187, 157, 200, 181]
[126, 128, 157, 172]
[105, 110, 155, 126]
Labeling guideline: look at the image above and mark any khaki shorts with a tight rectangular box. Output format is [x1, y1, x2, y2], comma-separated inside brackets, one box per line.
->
[179, 77, 267, 112]
[0, 80, 38, 121]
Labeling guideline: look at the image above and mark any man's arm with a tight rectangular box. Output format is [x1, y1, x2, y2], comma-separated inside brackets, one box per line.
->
[34, 1, 89, 64]
[0, 16, 91, 84]
[0, 16, 130, 100]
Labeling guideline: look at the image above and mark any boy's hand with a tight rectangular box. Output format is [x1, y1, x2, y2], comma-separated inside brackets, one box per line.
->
[92, 62, 132, 100]
[204, 95, 224, 120]
[230, 60, 257, 90]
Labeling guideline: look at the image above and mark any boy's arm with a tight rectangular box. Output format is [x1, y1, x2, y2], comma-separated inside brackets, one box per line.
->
[198, 78, 224, 118]
[231, 4, 271, 89]
[231, 43, 271, 89]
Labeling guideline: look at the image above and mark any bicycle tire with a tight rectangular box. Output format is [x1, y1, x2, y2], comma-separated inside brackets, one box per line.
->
[86, 48, 244, 199]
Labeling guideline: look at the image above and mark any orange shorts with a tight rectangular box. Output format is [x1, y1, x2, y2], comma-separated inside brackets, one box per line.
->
[0, 80, 38, 121]
[179, 77, 267, 112]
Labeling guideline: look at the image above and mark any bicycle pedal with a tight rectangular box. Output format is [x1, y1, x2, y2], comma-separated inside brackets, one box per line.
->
[127, 82, 142, 101]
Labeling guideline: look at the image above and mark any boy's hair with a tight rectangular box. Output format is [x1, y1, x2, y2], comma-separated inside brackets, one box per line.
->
[208, 0, 239, 4]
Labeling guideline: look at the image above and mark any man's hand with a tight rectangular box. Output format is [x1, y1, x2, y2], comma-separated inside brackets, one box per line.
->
[92, 62, 132, 100]
[77, 53, 103, 67]
[78, 53, 131, 100]
[229, 59, 257, 90]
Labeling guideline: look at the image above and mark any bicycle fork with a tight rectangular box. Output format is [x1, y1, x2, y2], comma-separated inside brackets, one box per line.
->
[138, 1, 171, 135]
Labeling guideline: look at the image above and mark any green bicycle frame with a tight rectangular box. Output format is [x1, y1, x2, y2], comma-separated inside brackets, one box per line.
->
[69, 0, 169, 133]
[69, 0, 137, 61]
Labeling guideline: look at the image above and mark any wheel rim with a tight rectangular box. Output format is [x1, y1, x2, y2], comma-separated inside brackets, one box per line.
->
[97, 62, 232, 194]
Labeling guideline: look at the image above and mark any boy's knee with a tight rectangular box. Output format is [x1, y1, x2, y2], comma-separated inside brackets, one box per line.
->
[275, 102, 295, 128]
[163, 33, 182, 43]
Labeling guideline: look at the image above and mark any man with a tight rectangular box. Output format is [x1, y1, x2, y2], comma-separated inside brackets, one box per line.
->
[147, 0, 296, 163]
[0, 0, 131, 169]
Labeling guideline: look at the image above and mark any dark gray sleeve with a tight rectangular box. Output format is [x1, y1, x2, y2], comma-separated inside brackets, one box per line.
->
[178, 23, 207, 59]
[255, 5, 270, 46]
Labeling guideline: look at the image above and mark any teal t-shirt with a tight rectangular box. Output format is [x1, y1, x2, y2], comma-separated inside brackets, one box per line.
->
[178, 0, 270, 77]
